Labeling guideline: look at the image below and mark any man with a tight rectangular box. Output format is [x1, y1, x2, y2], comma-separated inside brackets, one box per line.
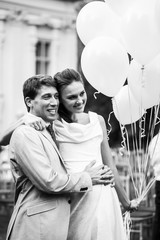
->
[6, 75, 111, 240]
[148, 133, 160, 240]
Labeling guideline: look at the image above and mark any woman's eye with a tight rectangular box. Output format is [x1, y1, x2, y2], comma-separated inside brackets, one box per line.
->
[80, 91, 85, 96]
[68, 96, 76, 100]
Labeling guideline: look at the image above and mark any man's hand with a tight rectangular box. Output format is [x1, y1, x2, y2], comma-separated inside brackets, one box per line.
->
[85, 160, 115, 186]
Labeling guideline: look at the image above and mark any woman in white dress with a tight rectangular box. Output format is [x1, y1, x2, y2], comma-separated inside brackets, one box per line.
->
[0, 69, 138, 240]
[52, 69, 137, 240]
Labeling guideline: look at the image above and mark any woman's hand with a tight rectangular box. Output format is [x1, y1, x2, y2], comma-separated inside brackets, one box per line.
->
[126, 199, 140, 212]
[22, 115, 46, 131]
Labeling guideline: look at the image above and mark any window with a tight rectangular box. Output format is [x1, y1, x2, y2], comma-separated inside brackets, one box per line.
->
[36, 40, 50, 74]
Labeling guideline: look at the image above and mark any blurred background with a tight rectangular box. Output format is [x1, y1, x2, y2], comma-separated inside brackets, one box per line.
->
[0, 1, 121, 239]
[0, 0, 156, 240]
[0, 0, 121, 148]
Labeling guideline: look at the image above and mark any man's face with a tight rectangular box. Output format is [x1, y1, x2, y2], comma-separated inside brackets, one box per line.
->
[28, 85, 59, 123]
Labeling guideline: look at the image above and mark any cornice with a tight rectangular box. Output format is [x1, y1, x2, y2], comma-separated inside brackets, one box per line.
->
[0, 3, 76, 29]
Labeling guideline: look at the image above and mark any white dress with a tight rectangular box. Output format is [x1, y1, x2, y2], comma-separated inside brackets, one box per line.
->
[54, 112, 126, 240]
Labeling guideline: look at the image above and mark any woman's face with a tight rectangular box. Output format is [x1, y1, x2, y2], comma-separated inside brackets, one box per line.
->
[60, 81, 87, 114]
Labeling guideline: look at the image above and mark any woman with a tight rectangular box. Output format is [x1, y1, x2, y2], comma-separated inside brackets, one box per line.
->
[0, 69, 138, 240]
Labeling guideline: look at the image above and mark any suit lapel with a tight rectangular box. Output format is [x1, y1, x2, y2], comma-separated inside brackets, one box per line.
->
[41, 129, 66, 168]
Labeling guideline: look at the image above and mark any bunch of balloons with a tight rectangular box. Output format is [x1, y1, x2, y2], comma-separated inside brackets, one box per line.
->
[77, 0, 160, 125]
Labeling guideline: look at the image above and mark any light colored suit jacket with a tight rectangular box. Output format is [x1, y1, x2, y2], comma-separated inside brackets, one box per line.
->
[6, 123, 92, 240]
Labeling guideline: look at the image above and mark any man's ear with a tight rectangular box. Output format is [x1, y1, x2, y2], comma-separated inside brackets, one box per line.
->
[25, 97, 32, 109]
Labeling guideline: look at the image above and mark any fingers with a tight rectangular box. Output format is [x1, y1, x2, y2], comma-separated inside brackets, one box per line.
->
[100, 172, 114, 180]
[100, 166, 113, 178]
[30, 122, 43, 131]
[33, 121, 45, 131]
[94, 179, 115, 186]
[128, 199, 140, 212]
[85, 162, 115, 187]
[24, 116, 46, 131]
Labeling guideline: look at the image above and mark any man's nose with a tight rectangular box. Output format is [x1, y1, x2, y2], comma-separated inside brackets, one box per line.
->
[50, 97, 58, 105]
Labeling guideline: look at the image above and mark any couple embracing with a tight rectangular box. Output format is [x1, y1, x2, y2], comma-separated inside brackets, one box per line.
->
[0, 69, 138, 240]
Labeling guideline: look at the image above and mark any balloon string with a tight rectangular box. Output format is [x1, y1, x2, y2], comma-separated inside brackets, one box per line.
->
[155, 116, 160, 126]
[140, 65, 145, 92]
[139, 115, 146, 138]
[123, 176, 156, 240]
[120, 125, 126, 155]
[93, 91, 100, 99]
[141, 65, 145, 71]
[138, 177, 156, 203]
[107, 111, 113, 139]
[123, 211, 131, 240]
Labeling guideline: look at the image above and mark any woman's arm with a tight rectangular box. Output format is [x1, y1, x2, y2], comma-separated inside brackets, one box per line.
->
[0, 117, 24, 146]
[98, 115, 138, 211]
[0, 114, 45, 146]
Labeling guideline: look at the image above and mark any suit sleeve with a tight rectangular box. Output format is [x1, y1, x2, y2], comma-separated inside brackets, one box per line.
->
[10, 126, 92, 194]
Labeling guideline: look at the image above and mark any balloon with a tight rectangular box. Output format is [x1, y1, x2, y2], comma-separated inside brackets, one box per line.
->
[76, 1, 122, 46]
[105, 0, 138, 17]
[155, 0, 160, 32]
[128, 57, 160, 109]
[81, 36, 129, 97]
[121, 0, 160, 65]
[112, 85, 145, 125]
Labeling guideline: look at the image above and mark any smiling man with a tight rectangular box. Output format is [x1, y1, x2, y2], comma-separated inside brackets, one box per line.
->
[6, 74, 106, 240]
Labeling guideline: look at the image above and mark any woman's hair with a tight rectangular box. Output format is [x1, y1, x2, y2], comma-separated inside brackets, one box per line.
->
[53, 68, 84, 122]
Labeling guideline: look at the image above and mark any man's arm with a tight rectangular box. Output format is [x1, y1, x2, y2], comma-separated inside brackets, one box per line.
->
[10, 125, 109, 194]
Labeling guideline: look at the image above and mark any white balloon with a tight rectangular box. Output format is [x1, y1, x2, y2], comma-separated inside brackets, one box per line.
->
[128, 57, 160, 109]
[105, 0, 138, 17]
[155, 0, 160, 33]
[121, 0, 160, 65]
[81, 36, 129, 97]
[112, 85, 145, 125]
[76, 1, 123, 46]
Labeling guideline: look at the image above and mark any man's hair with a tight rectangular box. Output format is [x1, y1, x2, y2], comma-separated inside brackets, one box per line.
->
[23, 74, 56, 111]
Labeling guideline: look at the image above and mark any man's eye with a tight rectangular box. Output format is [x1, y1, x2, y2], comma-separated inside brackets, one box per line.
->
[43, 95, 50, 99]
[55, 94, 59, 99]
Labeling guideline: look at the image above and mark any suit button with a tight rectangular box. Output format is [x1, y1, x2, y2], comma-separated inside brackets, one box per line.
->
[68, 199, 71, 204]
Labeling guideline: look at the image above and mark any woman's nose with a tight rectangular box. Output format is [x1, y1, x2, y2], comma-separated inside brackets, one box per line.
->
[76, 97, 83, 104]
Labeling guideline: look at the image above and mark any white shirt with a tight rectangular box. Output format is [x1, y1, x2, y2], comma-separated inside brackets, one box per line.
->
[148, 133, 160, 181]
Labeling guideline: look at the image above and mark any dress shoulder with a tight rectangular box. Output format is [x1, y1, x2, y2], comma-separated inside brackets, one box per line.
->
[54, 111, 103, 143]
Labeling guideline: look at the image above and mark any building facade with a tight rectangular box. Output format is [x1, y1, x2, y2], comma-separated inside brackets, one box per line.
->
[0, 0, 81, 132]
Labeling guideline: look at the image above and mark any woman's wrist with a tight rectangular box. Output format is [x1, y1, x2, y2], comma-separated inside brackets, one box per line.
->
[125, 201, 131, 211]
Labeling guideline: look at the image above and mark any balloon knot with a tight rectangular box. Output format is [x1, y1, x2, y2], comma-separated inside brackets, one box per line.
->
[141, 65, 145, 71]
